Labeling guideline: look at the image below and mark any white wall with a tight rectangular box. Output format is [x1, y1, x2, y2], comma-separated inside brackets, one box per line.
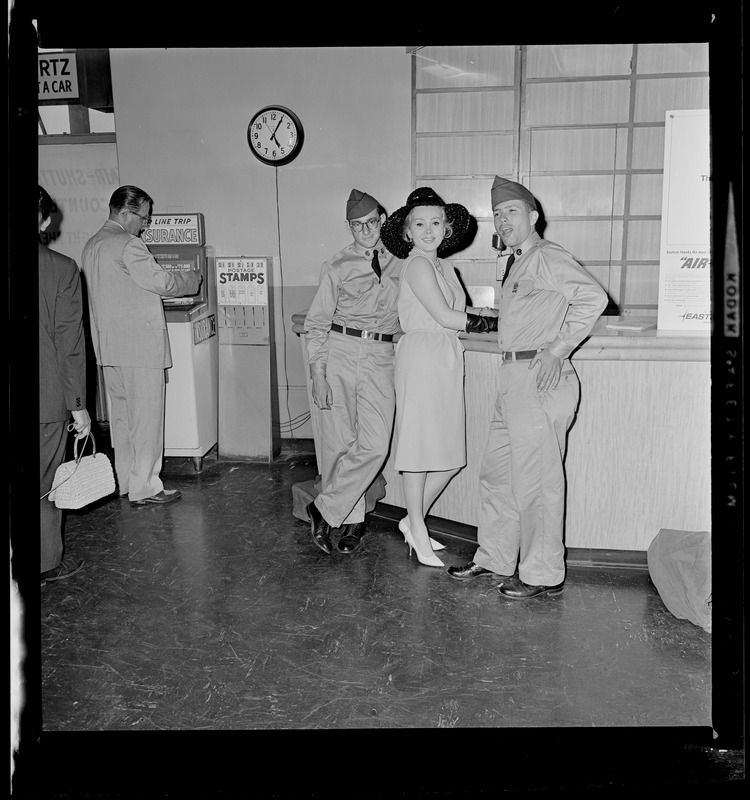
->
[107, 47, 412, 438]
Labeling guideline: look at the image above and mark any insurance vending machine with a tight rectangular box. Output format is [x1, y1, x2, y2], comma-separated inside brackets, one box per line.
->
[216, 256, 280, 461]
[143, 213, 218, 471]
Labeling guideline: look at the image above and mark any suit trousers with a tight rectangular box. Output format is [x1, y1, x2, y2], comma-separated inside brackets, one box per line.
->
[103, 365, 166, 501]
[314, 332, 396, 528]
[40, 421, 70, 572]
[474, 360, 580, 586]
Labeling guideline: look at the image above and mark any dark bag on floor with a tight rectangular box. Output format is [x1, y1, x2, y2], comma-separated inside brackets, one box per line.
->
[647, 528, 711, 633]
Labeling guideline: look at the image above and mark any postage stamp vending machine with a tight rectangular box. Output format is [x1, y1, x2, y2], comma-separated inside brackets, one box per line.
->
[144, 213, 218, 471]
[216, 256, 280, 461]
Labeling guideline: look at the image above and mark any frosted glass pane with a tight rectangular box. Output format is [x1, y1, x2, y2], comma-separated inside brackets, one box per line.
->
[415, 179, 495, 220]
[417, 91, 515, 133]
[529, 128, 616, 171]
[637, 43, 709, 74]
[89, 109, 115, 133]
[526, 81, 630, 126]
[417, 134, 514, 177]
[541, 220, 621, 262]
[527, 44, 633, 77]
[529, 175, 620, 217]
[634, 77, 709, 122]
[416, 46, 515, 88]
[629, 174, 663, 216]
[627, 220, 661, 260]
[39, 105, 71, 134]
[623, 265, 660, 305]
[632, 126, 665, 169]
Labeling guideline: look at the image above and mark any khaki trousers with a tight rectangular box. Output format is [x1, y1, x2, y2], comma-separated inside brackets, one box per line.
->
[314, 332, 396, 528]
[474, 360, 580, 586]
[103, 365, 166, 501]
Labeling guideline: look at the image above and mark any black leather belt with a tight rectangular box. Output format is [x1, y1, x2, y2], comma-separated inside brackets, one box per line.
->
[330, 323, 394, 342]
[502, 349, 539, 361]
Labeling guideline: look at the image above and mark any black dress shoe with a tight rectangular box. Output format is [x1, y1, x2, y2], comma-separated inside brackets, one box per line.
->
[497, 575, 564, 599]
[130, 489, 182, 507]
[337, 521, 365, 554]
[307, 501, 332, 554]
[447, 561, 495, 581]
[40, 557, 84, 584]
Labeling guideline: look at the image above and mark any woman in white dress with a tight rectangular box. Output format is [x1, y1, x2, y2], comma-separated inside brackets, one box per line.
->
[381, 188, 497, 567]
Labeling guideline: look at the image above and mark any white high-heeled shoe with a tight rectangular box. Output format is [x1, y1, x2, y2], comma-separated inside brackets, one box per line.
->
[398, 518, 446, 551]
[402, 528, 444, 568]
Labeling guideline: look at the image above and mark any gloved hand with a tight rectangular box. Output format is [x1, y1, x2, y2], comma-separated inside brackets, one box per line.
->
[465, 313, 498, 334]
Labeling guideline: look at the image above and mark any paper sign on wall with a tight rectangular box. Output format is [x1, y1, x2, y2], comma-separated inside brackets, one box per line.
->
[657, 109, 711, 331]
[216, 257, 268, 306]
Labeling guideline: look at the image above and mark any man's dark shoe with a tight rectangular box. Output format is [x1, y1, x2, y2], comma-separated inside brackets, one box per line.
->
[41, 557, 84, 584]
[447, 561, 495, 581]
[498, 575, 564, 599]
[307, 501, 332, 554]
[337, 521, 365, 554]
[130, 489, 182, 507]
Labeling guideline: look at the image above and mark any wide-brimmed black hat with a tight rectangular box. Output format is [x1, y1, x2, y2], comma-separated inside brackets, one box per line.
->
[380, 186, 473, 259]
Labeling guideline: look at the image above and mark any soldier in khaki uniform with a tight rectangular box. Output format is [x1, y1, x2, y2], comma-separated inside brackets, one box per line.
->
[448, 177, 608, 598]
[304, 190, 402, 555]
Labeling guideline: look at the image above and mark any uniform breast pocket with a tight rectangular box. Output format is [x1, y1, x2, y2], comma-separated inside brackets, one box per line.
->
[511, 279, 534, 297]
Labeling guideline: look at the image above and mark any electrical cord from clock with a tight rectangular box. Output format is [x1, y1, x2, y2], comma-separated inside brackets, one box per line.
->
[274, 165, 296, 441]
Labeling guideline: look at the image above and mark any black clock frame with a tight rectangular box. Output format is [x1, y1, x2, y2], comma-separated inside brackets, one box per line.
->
[247, 105, 304, 166]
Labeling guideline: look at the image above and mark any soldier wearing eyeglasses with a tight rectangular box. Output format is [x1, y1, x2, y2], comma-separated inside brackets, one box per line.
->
[81, 185, 201, 507]
[304, 189, 402, 555]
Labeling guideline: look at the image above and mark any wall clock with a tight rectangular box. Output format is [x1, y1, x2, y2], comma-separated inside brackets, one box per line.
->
[247, 105, 304, 166]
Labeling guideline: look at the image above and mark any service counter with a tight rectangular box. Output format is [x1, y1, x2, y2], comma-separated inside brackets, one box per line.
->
[292, 312, 711, 553]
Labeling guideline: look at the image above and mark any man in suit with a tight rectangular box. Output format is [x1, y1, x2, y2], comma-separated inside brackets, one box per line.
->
[81, 185, 201, 506]
[39, 186, 91, 583]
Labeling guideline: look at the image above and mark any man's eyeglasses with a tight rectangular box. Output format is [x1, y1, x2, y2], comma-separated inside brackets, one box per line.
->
[350, 217, 381, 232]
[130, 210, 152, 225]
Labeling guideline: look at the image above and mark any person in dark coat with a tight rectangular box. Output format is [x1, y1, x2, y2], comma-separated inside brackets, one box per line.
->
[39, 185, 91, 584]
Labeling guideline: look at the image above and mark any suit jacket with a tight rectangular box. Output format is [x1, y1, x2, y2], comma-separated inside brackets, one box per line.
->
[39, 243, 87, 423]
[81, 220, 201, 368]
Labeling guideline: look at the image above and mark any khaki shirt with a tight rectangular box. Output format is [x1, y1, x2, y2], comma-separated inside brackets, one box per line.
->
[305, 242, 402, 374]
[498, 233, 608, 358]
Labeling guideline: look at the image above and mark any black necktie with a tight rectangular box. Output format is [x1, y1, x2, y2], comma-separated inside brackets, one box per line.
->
[371, 250, 381, 281]
[501, 252, 516, 287]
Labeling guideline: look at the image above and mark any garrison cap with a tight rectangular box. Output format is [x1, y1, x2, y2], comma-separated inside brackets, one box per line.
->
[346, 189, 379, 220]
[491, 176, 538, 211]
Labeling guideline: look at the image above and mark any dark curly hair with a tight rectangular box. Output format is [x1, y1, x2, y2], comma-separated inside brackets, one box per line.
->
[38, 185, 57, 221]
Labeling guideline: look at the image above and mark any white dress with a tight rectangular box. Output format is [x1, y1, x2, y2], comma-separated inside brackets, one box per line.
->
[393, 249, 466, 472]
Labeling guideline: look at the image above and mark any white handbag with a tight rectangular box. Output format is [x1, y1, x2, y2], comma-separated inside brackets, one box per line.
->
[46, 432, 116, 509]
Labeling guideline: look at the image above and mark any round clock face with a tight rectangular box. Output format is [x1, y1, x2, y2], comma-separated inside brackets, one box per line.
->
[247, 106, 304, 166]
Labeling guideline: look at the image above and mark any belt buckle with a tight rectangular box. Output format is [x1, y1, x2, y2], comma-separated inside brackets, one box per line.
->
[504, 351, 515, 361]
[361, 329, 374, 340]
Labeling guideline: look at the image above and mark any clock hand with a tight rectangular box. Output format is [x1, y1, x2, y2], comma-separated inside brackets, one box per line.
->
[270, 117, 286, 146]
[263, 121, 281, 148]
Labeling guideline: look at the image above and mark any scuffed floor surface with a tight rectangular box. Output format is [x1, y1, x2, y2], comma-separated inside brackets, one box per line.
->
[39, 454, 713, 733]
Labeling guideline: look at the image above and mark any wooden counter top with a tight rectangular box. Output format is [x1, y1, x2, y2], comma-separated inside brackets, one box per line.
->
[291, 312, 710, 362]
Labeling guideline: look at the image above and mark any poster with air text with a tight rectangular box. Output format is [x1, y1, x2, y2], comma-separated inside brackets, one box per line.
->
[657, 109, 710, 331]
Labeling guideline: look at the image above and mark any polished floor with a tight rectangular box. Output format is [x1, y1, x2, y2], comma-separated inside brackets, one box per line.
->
[23, 442, 743, 795]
